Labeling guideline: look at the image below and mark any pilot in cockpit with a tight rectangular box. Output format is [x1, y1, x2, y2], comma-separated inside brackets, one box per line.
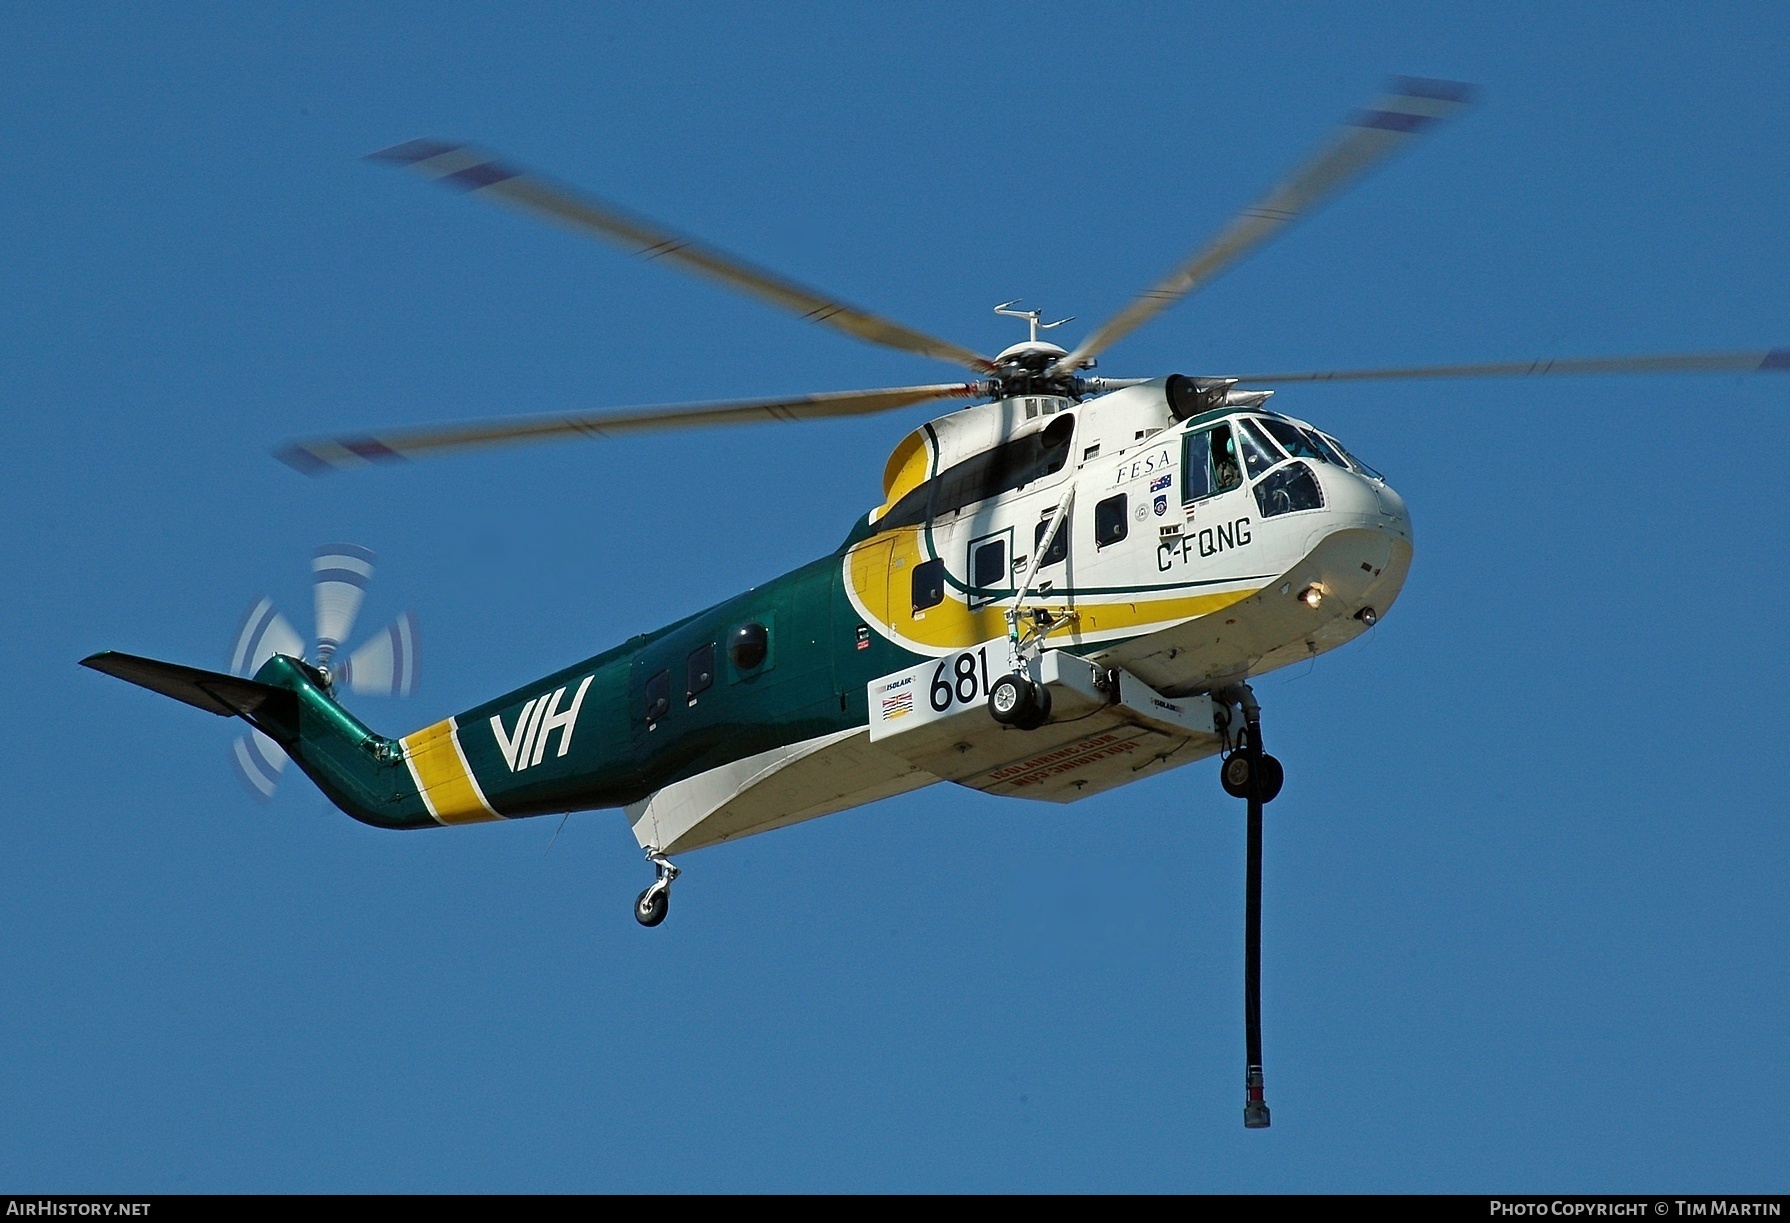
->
[1213, 428, 1242, 492]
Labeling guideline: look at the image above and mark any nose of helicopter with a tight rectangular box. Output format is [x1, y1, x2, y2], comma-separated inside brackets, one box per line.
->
[1369, 477, 1413, 545]
[1309, 464, 1412, 536]
[1295, 465, 1415, 629]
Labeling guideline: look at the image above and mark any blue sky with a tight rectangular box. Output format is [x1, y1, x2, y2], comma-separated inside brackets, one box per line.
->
[4, 1, 1788, 1192]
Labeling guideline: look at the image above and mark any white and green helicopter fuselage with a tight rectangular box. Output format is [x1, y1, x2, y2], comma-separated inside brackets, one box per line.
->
[85, 373, 1410, 866]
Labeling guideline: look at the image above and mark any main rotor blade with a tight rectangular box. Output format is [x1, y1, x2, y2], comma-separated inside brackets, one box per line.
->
[369, 139, 995, 374]
[275, 382, 986, 475]
[1051, 77, 1475, 376]
[1229, 349, 1790, 384]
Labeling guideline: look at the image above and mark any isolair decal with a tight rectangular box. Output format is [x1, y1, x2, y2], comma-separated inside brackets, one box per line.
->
[1158, 518, 1253, 570]
[879, 675, 914, 720]
[489, 675, 595, 772]
[1111, 448, 1173, 487]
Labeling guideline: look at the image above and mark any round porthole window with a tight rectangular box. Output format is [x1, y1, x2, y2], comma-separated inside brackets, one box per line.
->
[729, 622, 768, 670]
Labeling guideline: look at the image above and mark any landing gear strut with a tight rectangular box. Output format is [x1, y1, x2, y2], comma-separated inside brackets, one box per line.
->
[634, 849, 679, 927]
[1217, 682, 1279, 1130]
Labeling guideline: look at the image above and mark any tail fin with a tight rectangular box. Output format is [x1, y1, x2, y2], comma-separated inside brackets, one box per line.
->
[81, 651, 437, 829]
[82, 651, 292, 721]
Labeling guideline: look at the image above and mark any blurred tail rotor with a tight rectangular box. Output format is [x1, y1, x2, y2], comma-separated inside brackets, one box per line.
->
[311, 543, 373, 676]
[226, 545, 419, 800]
[341, 611, 419, 697]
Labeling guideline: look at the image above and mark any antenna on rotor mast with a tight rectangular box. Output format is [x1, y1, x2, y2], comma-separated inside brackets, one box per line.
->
[994, 300, 1074, 344]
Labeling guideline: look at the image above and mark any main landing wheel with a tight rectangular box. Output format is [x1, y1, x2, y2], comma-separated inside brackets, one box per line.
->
[1221, 751, 1284, 803]
[988, 674, 1051, 731]
[634, 885, 668, 927]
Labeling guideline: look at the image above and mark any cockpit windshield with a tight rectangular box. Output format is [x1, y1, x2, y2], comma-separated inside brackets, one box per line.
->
[1245, 415, 1381, 483]
[1324, 435, 1382, 480]
[1258, 418, 1335, 464]
[1236, 418, 1282, 479]
[1254, 417, 1380, 479]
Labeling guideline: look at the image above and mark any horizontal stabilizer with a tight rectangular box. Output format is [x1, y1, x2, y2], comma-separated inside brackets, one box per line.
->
[80, 651, 291, 721]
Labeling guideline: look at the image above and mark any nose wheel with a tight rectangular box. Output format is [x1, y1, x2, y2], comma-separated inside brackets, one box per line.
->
[634, 850, 679, 928]
[1217, 682, 1280, 1130]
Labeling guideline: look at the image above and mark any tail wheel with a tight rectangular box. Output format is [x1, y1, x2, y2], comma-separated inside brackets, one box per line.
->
[634, 885, 668, 927]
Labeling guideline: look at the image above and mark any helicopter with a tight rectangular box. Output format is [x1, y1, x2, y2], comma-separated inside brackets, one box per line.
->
[80, 76, 1788, 1130]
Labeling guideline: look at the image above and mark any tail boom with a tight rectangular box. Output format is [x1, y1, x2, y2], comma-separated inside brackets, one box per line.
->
[83, 650, 441, 829]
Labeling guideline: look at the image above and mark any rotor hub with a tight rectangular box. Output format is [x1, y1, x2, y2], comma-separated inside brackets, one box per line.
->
[989, 340, 1086, 399]
[992, 340, 1069, 368]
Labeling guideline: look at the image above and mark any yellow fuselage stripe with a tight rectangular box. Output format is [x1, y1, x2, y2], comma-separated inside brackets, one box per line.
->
[401, 718, 500, 825]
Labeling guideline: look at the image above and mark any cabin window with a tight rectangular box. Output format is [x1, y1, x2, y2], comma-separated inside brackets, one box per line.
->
[879, 414, 1075, 530]
[729, 622, 768, 671]
[973, 537, 1007, 588]
[1095, 493, 1128, 546]
[1237, 418, 1283, 480]
[1253, 461, 1325, 518]
[1033, 513, 1069, 567]
[644, 669, 671, 724]
[911, 557, 945, 612]
[686, 643, 714, 701]
[968, 532, 1010, 608]
[1182, 423, 1242, 503]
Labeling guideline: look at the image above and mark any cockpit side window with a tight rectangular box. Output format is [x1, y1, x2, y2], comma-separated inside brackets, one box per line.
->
[1237, 418, 1283, 480]
[1182, 423, 1242, 503]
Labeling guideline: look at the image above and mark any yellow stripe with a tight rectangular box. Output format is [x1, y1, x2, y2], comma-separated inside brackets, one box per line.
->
[401, 718, 500, 825]
[847, 524, 1261, 653]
